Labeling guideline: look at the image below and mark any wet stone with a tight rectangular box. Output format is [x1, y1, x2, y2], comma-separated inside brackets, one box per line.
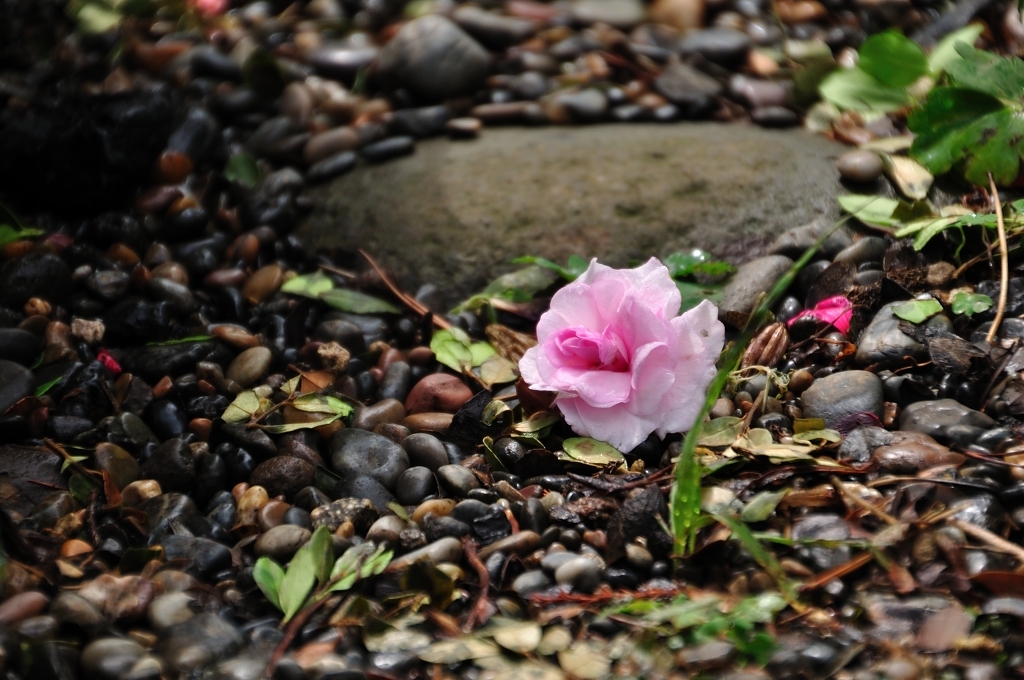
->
[792, 515, 851, 570]
[800, 370, 884, 429]
[81, 637, 147, 680]
[307, 151, 357, 184]
[0, 359, 34, 415]
[873, 431, 966, 472]
[837, 150, 884, 183]
[158, 613, 243, 675]
[437, 464, 482, 496]
[855, 302, 929, 366]
[571, 0, 646, 28]
[679, 28, 752, 65]
[254, 525, 311, 561]
[402, 432, 449, 471]
[139, 438, 196, 493]
[0, 253, 73, 307]
[718, 255, 793, 325]
[554, 556, 601, 593]
[0, 328, 42, 366]
[395, 467, 438, 505]
[900, 399, 996, 446]
[310, 498, 379, 535]
[250, 456, 315, 500]
[452, 6, 537, 49]
[362, 136, 415, 163]
[160, 535, 232, 578]
[512, 569, 552, 597]
[653, 63, 721, 116]
[376, 15, 490, 102]
[388, 536, 463, 571]
[139, 493, 198, 538]
[330, 429, 410, 491]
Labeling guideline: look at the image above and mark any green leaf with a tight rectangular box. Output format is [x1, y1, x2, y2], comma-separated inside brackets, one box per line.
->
[221, 390, 266, 424]
[34, 376, 64, 398]
[713, 513, 800, 606]
[480, 265, 559, 299]
[740, 489, 789, 522]
[259, 414, 345, 434]
[291, 394, 353, 418]
[946, 42, 1024, 100]
[309, 526, 334, 586]
[468, 342, 496, 366]
[477, 355, 519, 388]
[253, 556, 285, 611]
[791, 429, 843, 444]
[145, 335, 214, 346]
[819, 68, 913, 113]
[69, 472, 97, 503]
[60, 454, 89, 473]
[430, 330, 474, 372]
[951, 291, 993, 316]
[730, 591, 788, 624]
[891, 298, 943, 323]
[697, 416, 744, 447]
[281, 271, 334, 298]
[908, 85, 1024, 186]
[511, 255, 590, 281]
[837, 194, 900, 227]
[70, 0, 122, 33]
[857, 31, 928, 87]
[557, 437, 624, 466]
[224, 153, 262, 189]
[0, 224, 44, 249]
[280, 546, 317, 622]
[320, 289, 401, 314]
[928, 24, 984, 75]
[663, 250, 735, 279]
[676, 281, 724, 313]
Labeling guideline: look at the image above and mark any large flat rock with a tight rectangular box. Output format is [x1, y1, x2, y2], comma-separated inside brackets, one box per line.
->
[298, 123, 847, 306]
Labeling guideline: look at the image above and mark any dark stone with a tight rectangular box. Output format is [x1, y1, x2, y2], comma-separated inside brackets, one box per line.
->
[330, 429, 409, 491]
[250, 456, 316, 500]
[0, 253, 73, 307]
[0, 92, 174, 216]
[160, 535, 232, 578]
[0, 360, 33, 415]
[103, 299, 174, 344]
[362, 136, 415, 163]
[139, 439, 196, 493]
[653, 63, 721, 117]
[0, 328, 42, 366]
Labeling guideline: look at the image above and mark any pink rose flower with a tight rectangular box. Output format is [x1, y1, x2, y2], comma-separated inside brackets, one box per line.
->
[191, 0, 228, 15]
[787, 295, 853, 334]
[519, 258, 725, 452]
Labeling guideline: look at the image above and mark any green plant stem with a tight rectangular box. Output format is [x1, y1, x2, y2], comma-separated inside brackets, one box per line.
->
[671, 218, 849, 556]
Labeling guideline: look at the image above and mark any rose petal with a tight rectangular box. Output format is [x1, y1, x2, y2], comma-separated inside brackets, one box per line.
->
[556, 395, 657, 452]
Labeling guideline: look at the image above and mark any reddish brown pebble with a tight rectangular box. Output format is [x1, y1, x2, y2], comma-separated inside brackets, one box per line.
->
[135, 185, 183, 214]
[406, 346, 435, 366]
[152, 376, 173, 399]
[204, 268, 248, 288]
[257, 500, 292, 532]
[24, 298, 51, 317]
[150, 262, 189, 286]
[167, 195, 198, 213]
[106, 243, 140, 267]
[2, 240, 34, 259]
[0, 591, 49, 626]
[405, 374, 475, 414]
[583, 530, 607, 551]
[61, 539, 94, 558]
[211, 324, 260, 349]
[155, 151, 193, 184]
[227, 234, 260, 263]
[189, 418, 212, 441]
[377, 347, 405, 371]
[144, 243, 172, 267]
[402, 412, 454, 433]
[232, 482, 250, 503]
[241, 264, 283, 305]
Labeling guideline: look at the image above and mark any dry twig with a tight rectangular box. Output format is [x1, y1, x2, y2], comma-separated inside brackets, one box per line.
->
[985, 173, 1010, 343]
[951, 519, 1024, 566]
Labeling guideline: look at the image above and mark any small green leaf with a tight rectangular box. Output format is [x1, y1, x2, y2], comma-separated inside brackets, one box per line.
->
[468, 342, 496, 367]
[281, 271, 334, 298]
[35, 376, 64, 398]
[891, 298, 943, 324]
[430, 329, 475, 372]
[253, 556, 285, 611]
[511, 255, 590, 281]
[224, 153, 262, 189]
[713, 513, 800, 606]
[697, 417, 745, 447]
[309, 526, 334, 586]
[0, 224, 45, 249]
[951, 291, 993, 316]
[857, 31, 928, 87]
[819, 68, 913, 113]
[291, 394, 353, 417]
[69, 472, 97, 503]
[741, 489, 789, 523]
[477, 355, 519, 388]
[676, 281, 724, 313]
[946, 42, 1024, 100]
[258, 414, 345, 434]
[558, 437, 624, 466]
[928, 24, 984, 74]
[319, 289, 401, 314]
[60, 454, 89, 473]
[280, 546, 317, 622]
[663, 249, 734, 278]
[837, 194, 901, 227]
[145, 335, 214, 346]
[791, 429, 843, 444]
[221, 390, 266, 424]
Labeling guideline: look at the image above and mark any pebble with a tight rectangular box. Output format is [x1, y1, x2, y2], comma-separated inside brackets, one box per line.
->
[718, 255, 794, 324]
[395, 466, 438, 505]
[570, 0, 646, 28]
[254, 525, 312, 560]
[249, 456, 315, 499]
[225, 347, 272, 387]
[81, 637, 147, 680]
[388, 536, 464, 571]
[330, 429, 410, 491]
[872, 431, 966, 472]
[377, 16, 490, 102]
[147, 592, 195, 632]
[554, 556, 602, 592]
[837, 150, 884, 183]
[900, 399, 996, 445]
[855, 303, 929, 366]
[0, 591, 48, 625]
[0, 359, 35, 418]
[437, 464, 482, 496]
[800, 370, 884, 428]
[158, 613, 243, 675]
[679, 28, 752, 65]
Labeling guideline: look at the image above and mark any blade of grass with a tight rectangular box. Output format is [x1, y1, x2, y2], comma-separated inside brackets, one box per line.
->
[714, 513, 803, 609]
[671, 219, 848, 555]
